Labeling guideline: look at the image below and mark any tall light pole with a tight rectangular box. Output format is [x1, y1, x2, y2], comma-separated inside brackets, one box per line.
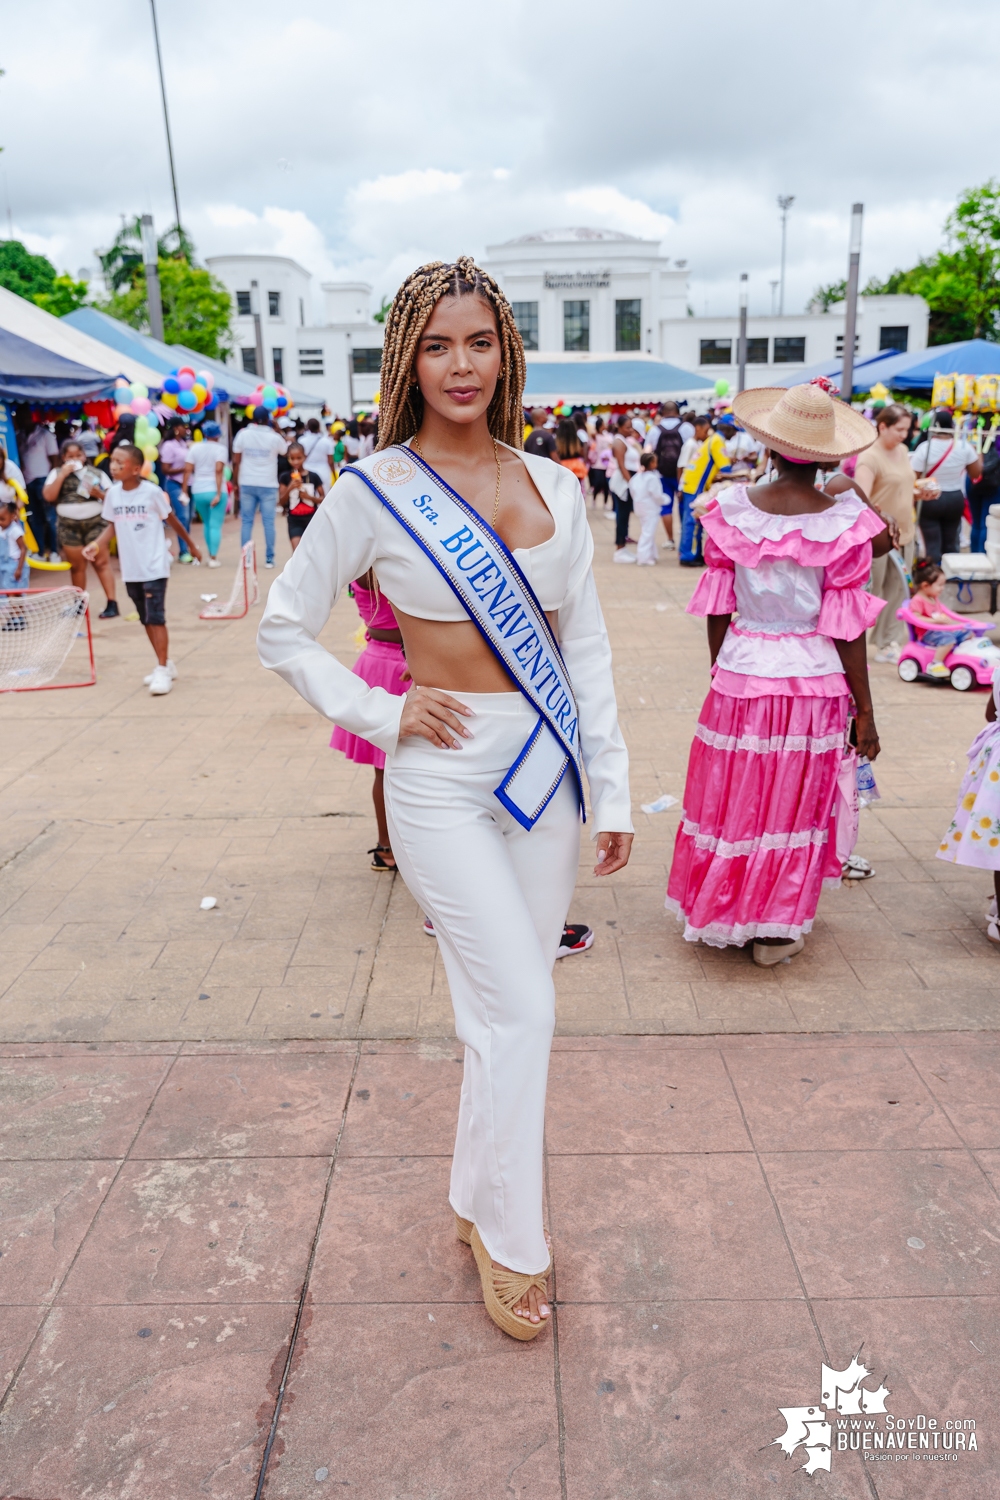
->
[249, 280, 265, 381]
[141, 214, 164, 342]
[737, 273, 748, 393]
[777, 195, 795, 316]
[841, 203, 864, 405]
[149, 0, 182, 237]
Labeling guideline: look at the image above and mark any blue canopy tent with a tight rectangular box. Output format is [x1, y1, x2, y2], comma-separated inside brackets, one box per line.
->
[62, 306, 319, 410]
[0, 325, 117, 403]
[884, 338, 1000, 391]
[774, 338, 1000, 395]
[523, 359, 712, 405]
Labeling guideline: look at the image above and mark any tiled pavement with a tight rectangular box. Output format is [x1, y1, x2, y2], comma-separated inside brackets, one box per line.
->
[1, 1032, 998, 1497]
[2, 513, 1000, 1496]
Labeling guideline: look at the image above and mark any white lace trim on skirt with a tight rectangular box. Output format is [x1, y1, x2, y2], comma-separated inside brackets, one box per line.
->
[679, 818, 829, 860]
[694, 724, 845, 756]
[664, 895, 816, 949]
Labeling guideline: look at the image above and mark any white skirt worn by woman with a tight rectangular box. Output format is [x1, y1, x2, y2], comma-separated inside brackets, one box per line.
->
[257, 444, 632, 1277]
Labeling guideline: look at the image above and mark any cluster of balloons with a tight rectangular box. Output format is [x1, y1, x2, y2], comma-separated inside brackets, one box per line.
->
[161, 366, 224, 416]
[552, 401, 574, 417]
[114, 379, 154, 419]
[244, 382, 293, 420]
[135, 410, 161, 476]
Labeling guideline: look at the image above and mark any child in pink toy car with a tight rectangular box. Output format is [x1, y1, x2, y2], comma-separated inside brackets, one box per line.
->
[909, 559, 977, 679]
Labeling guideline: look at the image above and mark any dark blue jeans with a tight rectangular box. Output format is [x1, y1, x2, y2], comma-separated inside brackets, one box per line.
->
[27, 476, 58, 556]
[678, 492, 704, 563]
[164, 477, 190, 558]
[968, 488, 997, 555]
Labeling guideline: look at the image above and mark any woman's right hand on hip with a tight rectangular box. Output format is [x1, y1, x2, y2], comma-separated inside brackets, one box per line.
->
[398, 686, 474, 749]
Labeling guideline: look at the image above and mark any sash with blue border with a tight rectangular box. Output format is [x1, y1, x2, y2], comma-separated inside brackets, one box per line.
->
[351, 444, 583, 830]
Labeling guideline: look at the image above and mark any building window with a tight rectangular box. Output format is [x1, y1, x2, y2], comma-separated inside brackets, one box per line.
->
[774, 336, 806, 364]
[236, 290, 252, 317]
[512, 301, 538, 351]
[835, 333, 859, 356]
[563, 300, 590, 352]
[298, 348, 324, 377]
[241, 348, 258, 375]
[272, 349, 284, 384]
[615, 299, 641, 352]
[746, 337, 769, 364]
[879, 325, 909, 353]
[700, 338, 732, 365]
[351, 348, 382, 374]
[268, 291, 281, 318]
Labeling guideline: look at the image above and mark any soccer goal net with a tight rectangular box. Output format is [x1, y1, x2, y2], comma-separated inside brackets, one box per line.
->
[199, 541, 260, 620]
[0, 586, 95, 692]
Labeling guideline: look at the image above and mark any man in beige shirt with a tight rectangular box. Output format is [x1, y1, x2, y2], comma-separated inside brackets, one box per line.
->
[854, 404, 929, 660]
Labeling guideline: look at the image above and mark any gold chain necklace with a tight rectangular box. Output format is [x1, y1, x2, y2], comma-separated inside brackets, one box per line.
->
[412, 436, 503, 526]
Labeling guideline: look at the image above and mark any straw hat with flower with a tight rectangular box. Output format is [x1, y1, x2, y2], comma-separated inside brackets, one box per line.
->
[731, 381, 875, 463]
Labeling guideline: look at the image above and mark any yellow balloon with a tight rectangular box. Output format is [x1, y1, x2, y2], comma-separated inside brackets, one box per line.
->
[143, 444, 158, 461]
[162, 391, 179, 409]
[245, 405, 256, 419]
[192, 384, 207, 402]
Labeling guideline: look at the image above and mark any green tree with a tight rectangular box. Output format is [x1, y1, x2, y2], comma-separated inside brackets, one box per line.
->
[811, 278, 847, 311]
[864, 179, 1000, 344]
[0, 239, 88, 314]
[99, 257, 233, 359]
[372, 294, 392, 324]
[97, 216, 197, 293]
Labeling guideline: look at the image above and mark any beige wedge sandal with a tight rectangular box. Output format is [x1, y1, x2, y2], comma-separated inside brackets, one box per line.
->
[470, 1225, 551, 1341]
[455, 1212, 473, 1245]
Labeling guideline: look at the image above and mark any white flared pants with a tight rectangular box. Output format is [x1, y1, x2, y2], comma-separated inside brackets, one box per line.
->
[384, 692, 580, 1274]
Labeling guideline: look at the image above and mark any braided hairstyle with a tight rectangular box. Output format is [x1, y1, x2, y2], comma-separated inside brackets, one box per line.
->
[376, 256, 526, 451]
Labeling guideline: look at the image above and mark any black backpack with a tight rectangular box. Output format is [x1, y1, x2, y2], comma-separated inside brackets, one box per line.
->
[652, 423, 684, 480]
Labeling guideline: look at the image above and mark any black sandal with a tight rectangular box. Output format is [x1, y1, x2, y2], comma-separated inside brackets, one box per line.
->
[369, 845, 397, 871]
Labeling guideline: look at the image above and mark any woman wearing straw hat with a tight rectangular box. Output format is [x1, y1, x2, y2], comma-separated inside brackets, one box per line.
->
[666, 382, 887, 966]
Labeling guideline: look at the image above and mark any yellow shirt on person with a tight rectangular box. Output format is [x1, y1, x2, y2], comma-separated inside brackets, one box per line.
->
[679, 432, 731, 495]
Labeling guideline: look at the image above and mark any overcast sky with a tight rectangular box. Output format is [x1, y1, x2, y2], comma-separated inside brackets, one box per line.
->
[3, 0, 998, 320]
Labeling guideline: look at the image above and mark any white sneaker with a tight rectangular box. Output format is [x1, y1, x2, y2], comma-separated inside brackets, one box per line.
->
[265, 560, 275, 569]
[613, 549, 636, 564]
[148, 665, 174, 695]
[208, 558, 221, 568]
[874, 644, 901, 664]
[143, 659, 177, 686]
[988, 916, 1000, 947]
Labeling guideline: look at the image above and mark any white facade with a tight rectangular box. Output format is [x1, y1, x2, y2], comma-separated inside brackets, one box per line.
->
[205, 254, 385, 414]
[483, 229, 928, 389]
[484, 228, 688, 358]
[666, 295, 929, 390]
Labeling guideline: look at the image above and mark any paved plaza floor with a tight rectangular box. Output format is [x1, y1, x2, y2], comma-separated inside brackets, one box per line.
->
[2, 510, 998, 1496]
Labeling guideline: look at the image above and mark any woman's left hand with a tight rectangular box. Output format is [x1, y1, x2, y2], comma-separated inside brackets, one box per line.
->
[594, 831, 633, 876]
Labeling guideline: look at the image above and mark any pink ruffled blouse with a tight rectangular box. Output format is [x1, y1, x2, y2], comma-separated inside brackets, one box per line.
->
[352, 581, 400, 633]
[687, 485, 885, 698]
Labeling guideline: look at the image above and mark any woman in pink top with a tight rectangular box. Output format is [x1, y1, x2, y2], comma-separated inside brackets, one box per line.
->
[666, 383, 889, 967]
[330, 574, 410, 869]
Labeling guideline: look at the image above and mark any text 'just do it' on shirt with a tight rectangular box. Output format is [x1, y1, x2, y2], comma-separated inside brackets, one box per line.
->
[101, 479, 172, 583]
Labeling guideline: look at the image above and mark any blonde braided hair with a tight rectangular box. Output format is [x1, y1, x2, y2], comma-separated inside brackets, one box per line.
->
[376, 256, 526, 451]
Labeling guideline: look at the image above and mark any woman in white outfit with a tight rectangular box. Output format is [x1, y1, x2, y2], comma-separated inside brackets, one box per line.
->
[258, 258, 632, 1339]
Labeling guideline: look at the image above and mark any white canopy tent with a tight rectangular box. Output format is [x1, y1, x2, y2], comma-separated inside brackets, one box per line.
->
[0, 286, 164, 391]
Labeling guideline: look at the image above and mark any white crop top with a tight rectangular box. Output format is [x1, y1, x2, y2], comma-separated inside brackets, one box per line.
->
[257, 443, 632, 832]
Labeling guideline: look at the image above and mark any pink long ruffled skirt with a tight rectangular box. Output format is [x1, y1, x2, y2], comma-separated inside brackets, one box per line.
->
[330, 640, 408, 769]
[666, 687, 848, 947]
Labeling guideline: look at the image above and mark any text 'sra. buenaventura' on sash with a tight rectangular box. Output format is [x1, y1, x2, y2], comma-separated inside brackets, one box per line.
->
[351, 445, 584, 830]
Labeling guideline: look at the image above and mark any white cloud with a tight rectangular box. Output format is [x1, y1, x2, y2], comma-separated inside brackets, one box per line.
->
[563, 188, 674, 244]
[351, 170, 465, 206]
[0, 0, 996, 325]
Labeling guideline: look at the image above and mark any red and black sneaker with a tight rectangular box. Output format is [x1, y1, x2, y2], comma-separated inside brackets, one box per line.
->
[556, 923, 594, 958]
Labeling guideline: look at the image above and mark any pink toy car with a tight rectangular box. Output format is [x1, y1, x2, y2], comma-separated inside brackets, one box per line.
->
[895, 602, 1000, 691]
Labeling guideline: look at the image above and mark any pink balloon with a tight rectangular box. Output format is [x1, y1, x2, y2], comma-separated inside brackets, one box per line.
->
[130, 396, 152, 415]
[177, 372, 195, 391]
[197, 369, 214, 389]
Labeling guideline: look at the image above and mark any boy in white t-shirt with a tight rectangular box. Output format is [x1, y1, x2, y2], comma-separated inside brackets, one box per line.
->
[84, 444, 201, 696]
[630, 452, 666, 566]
